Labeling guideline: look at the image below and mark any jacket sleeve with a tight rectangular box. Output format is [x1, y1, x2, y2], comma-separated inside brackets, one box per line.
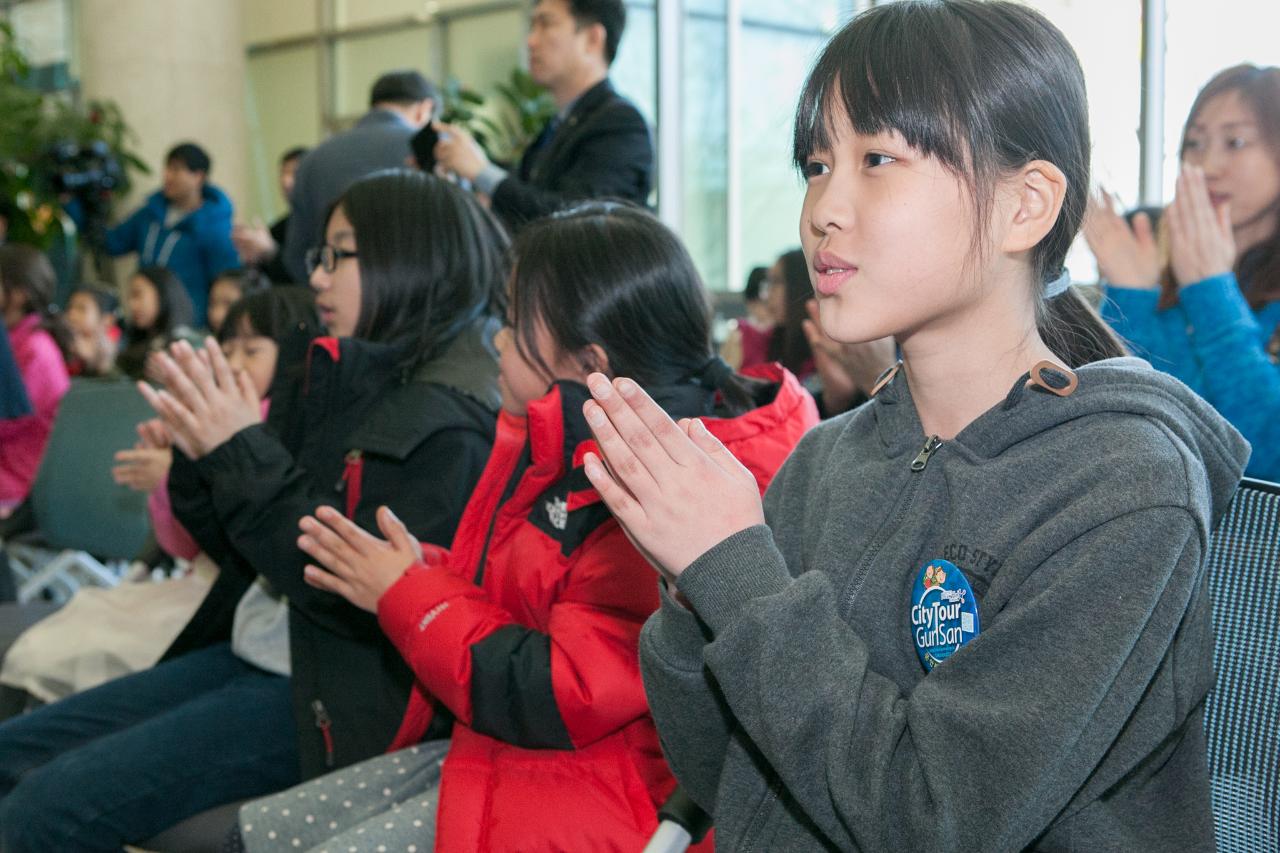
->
[195, 423, 489, 639]
[490, 106, 653, 227]
[1100, 286, 1206, 393]
[378, 519, 659, 751]
[668, 504, 1208, 852]
[1178, 272, 1274, 479]
[200, 217, 242, 284]
[104, 206, 144, 256]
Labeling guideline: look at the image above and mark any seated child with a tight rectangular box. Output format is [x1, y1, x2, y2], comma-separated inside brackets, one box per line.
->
[234, 203, 819, 852]
[116, 265, 198, 381]
[64, 284, 121, 378]
[0, 245, 71, 513]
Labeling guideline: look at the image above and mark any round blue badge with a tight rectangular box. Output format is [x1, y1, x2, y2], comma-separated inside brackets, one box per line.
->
[911, 559, 980, 672]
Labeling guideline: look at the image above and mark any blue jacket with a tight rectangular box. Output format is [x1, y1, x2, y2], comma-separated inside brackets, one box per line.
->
[105, 184, 240, 325]
[1102, 273, 1280, 481]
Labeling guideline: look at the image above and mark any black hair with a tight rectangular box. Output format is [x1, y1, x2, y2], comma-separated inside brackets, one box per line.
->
[325, 169, 508, 371]
[743, 266, 768, 303]
[216, 287, 321, 411]
[165, 142, 211, 175]
[793, 0, 1124, 368]
[765, 249, 815, 376]
[0, 244, 72, 361]
[280, 146, 309, 166]
[127, 266, 193, 336]
[1164, 64, 1280, 311]
[69, 283, 119, 317]
[217, 285, 319, 347]
[556, 0, 627, 65]
[212, 267, 269, 295]
[510, 201, 753, 413]
[369, 70, 438, 107]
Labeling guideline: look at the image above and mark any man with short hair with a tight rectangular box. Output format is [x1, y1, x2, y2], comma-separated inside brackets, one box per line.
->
[104, 142, 239, 325]
[282, 70, 437, 283]
[434, 0, 653, 230]
[232, 146, 310, 284]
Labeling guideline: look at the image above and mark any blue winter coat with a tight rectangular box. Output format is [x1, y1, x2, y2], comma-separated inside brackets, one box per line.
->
[106, 184, 240, 325]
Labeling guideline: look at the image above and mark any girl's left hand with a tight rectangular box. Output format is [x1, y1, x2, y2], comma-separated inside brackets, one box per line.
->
[581, 374, 765, 581]
[136, 338, 262, 459]
[1168, 165, 1235, 287]
[298, 505, 424, 613]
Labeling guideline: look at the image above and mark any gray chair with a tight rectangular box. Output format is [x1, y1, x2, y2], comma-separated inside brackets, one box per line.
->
[1203, 477, 1280, 853]
[3, 379, 153, 602]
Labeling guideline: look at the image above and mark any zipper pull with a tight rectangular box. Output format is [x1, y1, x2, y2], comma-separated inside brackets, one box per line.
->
[910, 435, 942, 472]
[334, 449, 363, 492]
[312, 699, 335, 768]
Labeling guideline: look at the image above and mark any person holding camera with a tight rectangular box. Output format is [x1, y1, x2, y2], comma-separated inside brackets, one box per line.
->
[103, 142, 240, 327]
[433, 0, 653, 231]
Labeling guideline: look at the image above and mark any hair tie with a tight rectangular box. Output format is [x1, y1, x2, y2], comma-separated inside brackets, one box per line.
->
[1044, 268, 1072, 299]
[695, 356, 735, 391]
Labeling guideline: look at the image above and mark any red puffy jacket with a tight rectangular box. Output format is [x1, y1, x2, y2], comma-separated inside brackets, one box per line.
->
[378, 366, 818, 851]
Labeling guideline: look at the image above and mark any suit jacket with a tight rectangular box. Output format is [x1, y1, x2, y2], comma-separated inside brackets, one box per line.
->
[491, 79, 653, 229]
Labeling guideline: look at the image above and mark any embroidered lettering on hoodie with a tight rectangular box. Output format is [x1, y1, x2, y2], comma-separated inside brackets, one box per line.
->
[942, 543, 1003, 577]
[417, 602, 449, 631]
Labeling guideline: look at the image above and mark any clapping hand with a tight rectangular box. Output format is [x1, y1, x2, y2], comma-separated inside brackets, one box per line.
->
[111, 419, 173, 493]
[1167, 165, 1235, 287]
[802, 300, 896, 412]
[1082, 189, 1160, 289]
[137, 338, 262, 460]
[298, 506, 424, 613]
[580, 374, 764, 582]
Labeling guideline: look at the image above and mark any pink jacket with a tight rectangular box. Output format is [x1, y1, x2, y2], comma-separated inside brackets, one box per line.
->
[0, 315, 70, 507]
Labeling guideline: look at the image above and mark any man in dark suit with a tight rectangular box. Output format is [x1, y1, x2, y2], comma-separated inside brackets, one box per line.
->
[434, 0, 653, 230]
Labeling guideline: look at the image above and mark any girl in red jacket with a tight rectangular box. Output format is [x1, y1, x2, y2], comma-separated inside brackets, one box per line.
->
[234, 203, 818, 852]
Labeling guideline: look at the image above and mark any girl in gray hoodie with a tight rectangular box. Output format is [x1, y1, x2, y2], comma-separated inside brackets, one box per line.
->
[577, 1, 1251, 851]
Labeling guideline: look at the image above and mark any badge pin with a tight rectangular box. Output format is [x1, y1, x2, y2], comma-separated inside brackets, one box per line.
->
[910, 559, 980, 672]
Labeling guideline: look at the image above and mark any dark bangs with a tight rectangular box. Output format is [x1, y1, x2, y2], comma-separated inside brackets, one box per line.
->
[793, 0, 1091, 282]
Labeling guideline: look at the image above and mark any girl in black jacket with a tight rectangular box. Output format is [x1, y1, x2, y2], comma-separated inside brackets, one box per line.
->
[0, 170, 508, 852]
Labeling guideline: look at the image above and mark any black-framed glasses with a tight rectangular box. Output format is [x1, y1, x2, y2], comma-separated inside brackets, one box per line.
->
[305, 244, 359, 275]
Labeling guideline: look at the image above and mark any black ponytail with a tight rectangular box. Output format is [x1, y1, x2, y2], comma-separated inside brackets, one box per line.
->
[510, 202, 757, 415]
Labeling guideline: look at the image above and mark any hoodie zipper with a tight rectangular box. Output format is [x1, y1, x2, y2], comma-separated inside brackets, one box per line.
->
[910, 435, 942, 471]
[840, 436, 940, 620]
[312, 699, 335, 768]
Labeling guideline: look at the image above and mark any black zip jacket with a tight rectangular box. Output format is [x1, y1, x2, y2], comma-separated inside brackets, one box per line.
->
[164, 319, 500, 778]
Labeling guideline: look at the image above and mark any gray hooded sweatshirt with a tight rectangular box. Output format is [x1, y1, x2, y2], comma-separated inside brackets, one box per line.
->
[640, 357, 1249, 852]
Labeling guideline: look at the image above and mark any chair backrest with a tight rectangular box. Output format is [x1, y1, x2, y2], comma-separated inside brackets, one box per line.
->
[27, 379, 153, 560]
[1203, 477, 1280, 853]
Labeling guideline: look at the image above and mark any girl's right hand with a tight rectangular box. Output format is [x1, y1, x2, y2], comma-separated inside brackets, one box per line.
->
[1082, 189, 1160, 289]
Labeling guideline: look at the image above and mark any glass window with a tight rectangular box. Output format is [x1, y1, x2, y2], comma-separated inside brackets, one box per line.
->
[1163, 0, 1280, 199]
[735, 4, 847, 290]
[243, 0, 320, 43]
[683, 4, 729, 290]
[1027, 1, 1144, 282]
[247, 46, 323, 221]
[445, 9, 528, 96]
[613, 1, 657, 128]
[333, 27, 436, 119]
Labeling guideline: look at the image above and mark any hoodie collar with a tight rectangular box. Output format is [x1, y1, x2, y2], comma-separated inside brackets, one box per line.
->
[872, 356, 1249, 516]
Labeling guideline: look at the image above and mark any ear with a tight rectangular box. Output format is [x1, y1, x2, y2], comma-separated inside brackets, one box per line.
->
[1000, 160, 1068, 255]
[576, 343, 610, 380]
[582, 21, 607, 59]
